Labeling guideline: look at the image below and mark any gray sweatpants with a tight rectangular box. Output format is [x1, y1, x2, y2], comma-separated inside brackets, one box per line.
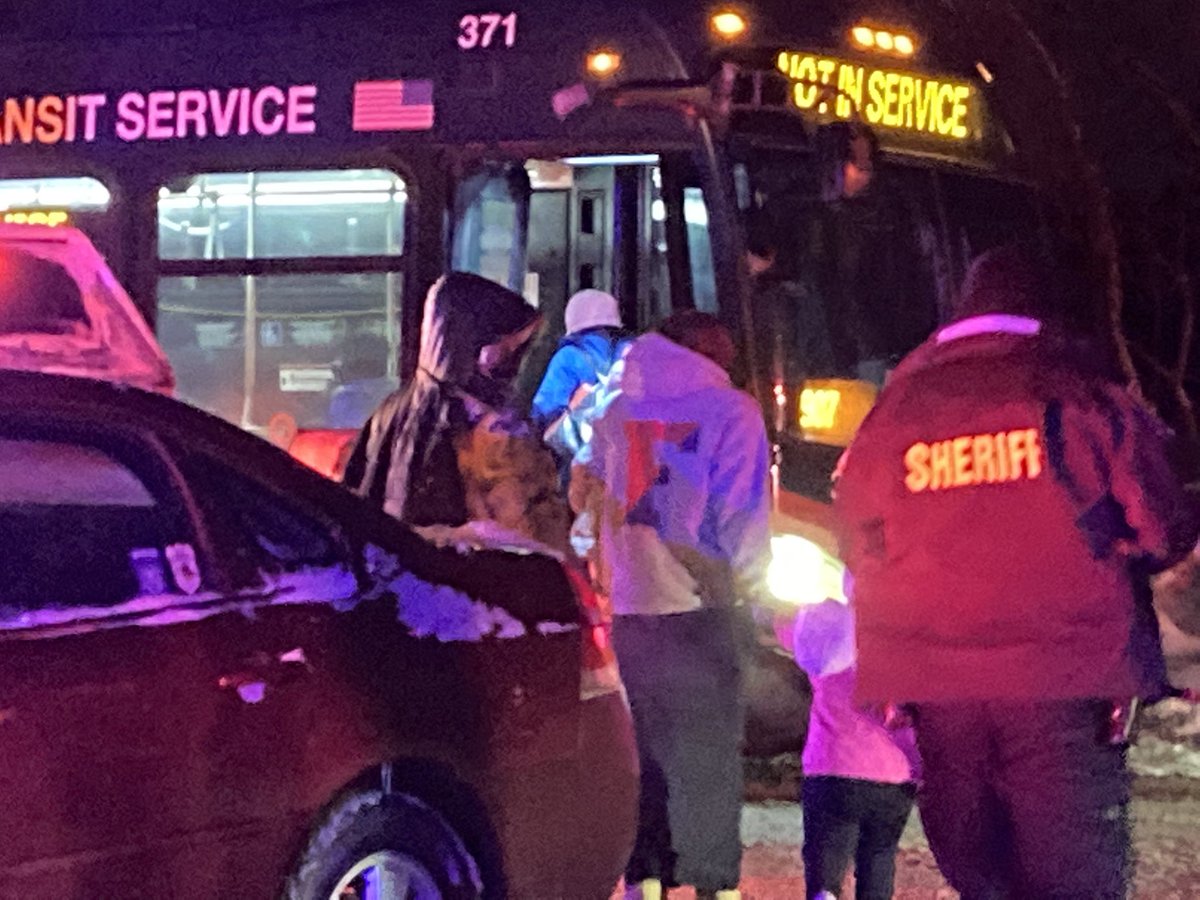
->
[612, 610, 745, 893]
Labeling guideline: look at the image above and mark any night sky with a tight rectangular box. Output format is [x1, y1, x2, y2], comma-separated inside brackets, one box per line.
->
[1027, 0, 1200, 193]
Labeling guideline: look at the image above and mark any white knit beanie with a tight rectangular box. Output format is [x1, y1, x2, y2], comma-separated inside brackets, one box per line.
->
[564, 289, 621, 335]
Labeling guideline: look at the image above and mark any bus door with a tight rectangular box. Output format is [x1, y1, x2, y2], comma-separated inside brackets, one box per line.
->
[566, 163, 614, 299]
[450, 152, 718, 408]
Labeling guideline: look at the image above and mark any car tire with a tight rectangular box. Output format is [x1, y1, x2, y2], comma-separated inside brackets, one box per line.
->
[285, 789, 484, 900]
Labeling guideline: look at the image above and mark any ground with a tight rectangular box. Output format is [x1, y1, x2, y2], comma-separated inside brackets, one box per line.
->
[732, 780, 1200, 900]
[621, 700, 1200, 899]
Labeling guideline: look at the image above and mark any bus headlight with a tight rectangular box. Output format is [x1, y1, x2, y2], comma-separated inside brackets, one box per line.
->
[766, 534, 847, 606]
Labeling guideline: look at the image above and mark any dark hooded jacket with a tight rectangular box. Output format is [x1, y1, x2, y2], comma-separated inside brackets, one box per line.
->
[834, 247, 1198, 705]
[342, 273, 569, 549]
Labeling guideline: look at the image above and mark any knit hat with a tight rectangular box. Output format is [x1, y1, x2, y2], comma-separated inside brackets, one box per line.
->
[564, 289, 621, 335]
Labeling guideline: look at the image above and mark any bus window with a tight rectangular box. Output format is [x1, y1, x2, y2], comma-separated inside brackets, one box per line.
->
[814, 165, 941, 383]
[156, 169, 406, 433]
[158, 170, 406, 260]
[156, 276, 246, 425]
[0, 177, 110, 213]
[0, 176, 114, 255]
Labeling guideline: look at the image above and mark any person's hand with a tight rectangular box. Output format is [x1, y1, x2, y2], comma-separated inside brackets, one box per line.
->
[769, 609, 796, 654]
[859, 701, 913, 731]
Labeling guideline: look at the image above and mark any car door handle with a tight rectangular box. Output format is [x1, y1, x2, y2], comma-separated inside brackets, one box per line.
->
[218, 648, 310, 703]
[219, 673, 270, 704]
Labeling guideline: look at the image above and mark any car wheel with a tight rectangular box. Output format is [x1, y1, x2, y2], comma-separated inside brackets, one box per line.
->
[286, 790, 484, 900]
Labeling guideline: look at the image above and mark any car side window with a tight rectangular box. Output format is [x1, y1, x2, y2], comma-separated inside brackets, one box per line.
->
[0, 432, 199, 614]
[175, 450, 342, 580]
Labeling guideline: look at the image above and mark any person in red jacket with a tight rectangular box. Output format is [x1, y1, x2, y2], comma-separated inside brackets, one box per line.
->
[833, 244, 1198, 900]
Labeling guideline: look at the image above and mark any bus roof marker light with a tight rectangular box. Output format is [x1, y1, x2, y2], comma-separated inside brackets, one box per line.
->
[849, 24, 918, 57]
[976, 61, 995, 84]
[711, 10, 748, 40]
[851, 26, 875, 49]
[586, 50, 622, 78]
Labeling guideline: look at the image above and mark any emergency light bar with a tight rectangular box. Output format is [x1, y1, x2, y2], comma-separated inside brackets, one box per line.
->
[2, 209, 71, 227]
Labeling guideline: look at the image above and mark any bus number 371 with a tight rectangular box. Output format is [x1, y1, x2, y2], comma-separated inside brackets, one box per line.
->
[458, 12, 518, 50]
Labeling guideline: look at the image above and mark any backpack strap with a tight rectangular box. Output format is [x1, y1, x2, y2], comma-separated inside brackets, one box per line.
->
[561, 332, 617, 382]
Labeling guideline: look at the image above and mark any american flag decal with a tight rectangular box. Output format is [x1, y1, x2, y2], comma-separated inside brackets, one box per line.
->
[352, 79, 435, 132]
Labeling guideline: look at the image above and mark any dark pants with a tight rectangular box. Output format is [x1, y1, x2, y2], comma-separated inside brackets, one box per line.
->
[801, 776, 916, 900]
[914, 699, 1131, 900]
[612, 610, 745, 893]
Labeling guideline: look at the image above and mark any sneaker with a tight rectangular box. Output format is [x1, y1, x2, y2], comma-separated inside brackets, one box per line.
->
[696, 891, 741, 900]
[623, 878, 663, 900]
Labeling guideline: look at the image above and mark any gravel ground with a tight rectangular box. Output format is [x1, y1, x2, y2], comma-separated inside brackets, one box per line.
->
[729, 782, 1200, 900]
[620, 700, 1200, 899]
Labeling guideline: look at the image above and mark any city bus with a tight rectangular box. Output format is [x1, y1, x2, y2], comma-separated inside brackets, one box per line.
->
[0, 0, 1040, 747]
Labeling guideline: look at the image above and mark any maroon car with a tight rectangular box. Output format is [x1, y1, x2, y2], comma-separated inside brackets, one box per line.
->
[0, 370, 637, 899]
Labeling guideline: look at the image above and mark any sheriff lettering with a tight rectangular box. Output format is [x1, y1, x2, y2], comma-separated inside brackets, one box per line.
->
[904, 428, 1043, 493]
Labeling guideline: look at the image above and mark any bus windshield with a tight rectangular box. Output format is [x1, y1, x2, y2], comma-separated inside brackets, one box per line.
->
[736, 142, 1039, 439]
[739, 149, 938, 388]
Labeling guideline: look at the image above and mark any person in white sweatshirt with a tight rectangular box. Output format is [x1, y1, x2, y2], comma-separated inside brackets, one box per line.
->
[578, 311, 772, 900]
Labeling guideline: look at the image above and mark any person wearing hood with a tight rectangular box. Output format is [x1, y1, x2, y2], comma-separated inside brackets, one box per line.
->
[775, 594, 919, 900]
[531, 289, 631, 438]
[342, 272, 569, 553]
[580, 310, 771, 900]
[833, 244, 1198, 899]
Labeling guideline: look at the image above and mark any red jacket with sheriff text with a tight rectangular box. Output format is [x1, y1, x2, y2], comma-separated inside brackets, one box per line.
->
[834, 322, 1197, 704]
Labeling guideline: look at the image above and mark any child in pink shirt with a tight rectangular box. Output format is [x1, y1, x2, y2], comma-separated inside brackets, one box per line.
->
[780, 598, 919, 900]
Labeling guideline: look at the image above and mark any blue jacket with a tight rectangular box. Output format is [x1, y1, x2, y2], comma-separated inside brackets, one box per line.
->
[530, 327, 629, 428]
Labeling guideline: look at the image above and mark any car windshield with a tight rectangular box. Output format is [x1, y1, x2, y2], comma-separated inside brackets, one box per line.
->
[0, 247, 90, 336]
[0, 228, 175, 393]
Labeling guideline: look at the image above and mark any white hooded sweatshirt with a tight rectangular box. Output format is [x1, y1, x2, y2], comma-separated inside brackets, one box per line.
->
[584, 333, 772, 616]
